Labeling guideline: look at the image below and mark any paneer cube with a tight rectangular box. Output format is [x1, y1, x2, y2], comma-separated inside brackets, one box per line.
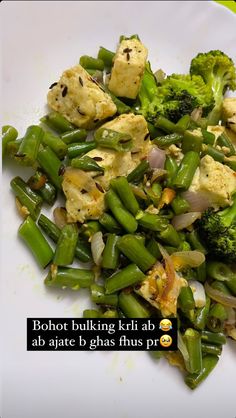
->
[222, 97, 236, 133]
[47, 64, 117, 129]
[108, 39, 148, 99]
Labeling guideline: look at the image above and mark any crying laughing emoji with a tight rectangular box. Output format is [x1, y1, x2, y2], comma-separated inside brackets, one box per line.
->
[159, 319, 172, 332]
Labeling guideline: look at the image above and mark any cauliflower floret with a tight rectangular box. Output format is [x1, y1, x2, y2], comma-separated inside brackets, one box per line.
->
[189, 155, 236, 208]
[222, 97, 236, 133]
[47, 64, 116, 129]
[108, 38, 148, 99]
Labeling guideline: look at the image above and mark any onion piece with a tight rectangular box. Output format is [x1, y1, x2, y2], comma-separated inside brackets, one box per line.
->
[171, 212, 201, 231]
[181, 191, 211, 212]
[147, 146, 166, 169]
[159, 244, 176, 299]
[171, 251, 205, 270]
[189, 280, 206, 308]
[53, 207, 67, 229]
[225, 307, 236, 326]
[91, 231, 105, 266]
[205, 282, 236, 308]
[191, 107, 203, 122]
[177, 331, 189, 366]
[150, 168, 167, 184]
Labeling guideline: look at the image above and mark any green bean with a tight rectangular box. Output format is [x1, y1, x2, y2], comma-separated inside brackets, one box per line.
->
[202, 144, 225, 163]
[196, 262, 207, 283]
[201, 330, 226, 345]
[67, 141, 97, 159]
[37, 146, 63, 189]
[27, 171, 57, 206]
[102, 309, 119, 318]
[164, 156, 178, 188]
[117, 235, 156, 272]
[97, 47, 115, 68]
[201, 343, 222, 356]
[211, 280, 232, 295]
[99, 213, 122, 233]
[146, 238, 162, 260]
[102, 234, 120, 270]
[127, 160, 150, 183]
[61, 129, 87, 144]
[105, 189, 138, 233]
[42, 131, 67, 159]
[154, 115, 177, 133]
[194, 296, 211, 330]
[15, 126, 43, 166]
[209, 303, 228, 321]
[80, 221, 101, 239]
[45, 266, 94, 289]
[5, 139, 22, 157]
[201, 129, 215, 145]
[118, 291, 150, 318]
[105, 264, 145, 294]
[185, 355, 219, 390]
[178, 286, 195, 312]
[10, 176, 43, 220]
[79, 55, 104, 71]
[104, 87, 131, 115]
[175, 115, 191, 133]
[71, 155, 104, 172]
[147, 123, 163, 140]
[158, 224, 181, 247]
[181, 130, 203, 154]
[136, 212, 168, 232]
[18, 216, 53, 268]
[172, 151, 200, 190]
[183, 328, 202, 374]
[224, 157, 236, 171]
[171, 195, 190, 215]
[53, 224, 79, 266]
[94, 128, 133, 152]
[2, 125, 18, 158]
[217, 132, 235, 156]
[40, 112, 75, 133]
[111, 176, 139, 215]
[91, 284, 118, 306]
[154, 133, 183, 149]
[186, 230, 207, 254]
[226, 276, 236, 295]
[83, 309, 100, 318]
[206, 261, 233, 282]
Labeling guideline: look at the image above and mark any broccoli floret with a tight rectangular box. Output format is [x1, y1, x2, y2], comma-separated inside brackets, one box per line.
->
[136, 64, 214, 123]
[190, 50, 236, 125]
[198, 195, 236, 262]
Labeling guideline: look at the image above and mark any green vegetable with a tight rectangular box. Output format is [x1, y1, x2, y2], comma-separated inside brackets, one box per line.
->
[45, 266, 94, 289]
[2, 125, 18, 158]
[11, 176, 43, 220]
[53, 224, 79, 266]
[105, 264, 145, 294]
[117, 235, 156, 272]
[15, 126, 43, 166]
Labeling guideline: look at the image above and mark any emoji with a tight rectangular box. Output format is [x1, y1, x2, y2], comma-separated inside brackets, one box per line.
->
[160, 335, 172, 348]
[159, 319, 172, 332]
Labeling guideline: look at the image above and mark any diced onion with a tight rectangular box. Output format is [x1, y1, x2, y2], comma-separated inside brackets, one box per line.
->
[177, 331, 189, 365]
[188, 280, 206, 308]
[171, 212, 201, 230]
[147, 146, 166, 169]
[171, 251, 205, 270]
[53, 207, 67, 229]
[181, 191, 211, 212]
[205, 282, 236, 308]
[91, 231, 105, 266]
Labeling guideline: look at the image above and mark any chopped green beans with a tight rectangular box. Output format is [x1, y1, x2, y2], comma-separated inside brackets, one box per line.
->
[91, 284, 118, 306]
[171, 195, 190, 215]
[172, 151, 200, 190]
[37, 146, 63, 189]
[83, 309, 100, 318]
[146, 238, 162, 260]
[11, 176, 43, 220]
[154, 133, 183, 148]
[42, 131, 67, 159]
[111, 177, 139, 216]
[158, 224, 181, 247]
[53, 224, 79, 266]
[97, 47, 115, 68]
[194, 296, 211, 330]
[105, 189, 138, 233]
[79, 55, 104, 71]
[99, 213, 122, 233]
[154, 115, 177, 133]
[175, 115, 191, 133]
[104, 87, 131, 115]
[61, 129, 87, 144]
[71, 155, 104, 172]
[209, 303, 228, 321]
[202, 144, 225, 163]
[201, 330, 226, 345]
[40, 112, 75, 133]
[117, 235, 156, 272]
[118, 291, 150, 318]
[94, 128, 133, 152]
[15, 126, 43, 166]
[28, 171, 57, 206]
[211, 281, 232, 295]
[217, 132, 235, 156]
[182, 131, 203, 153]
[105, 264, 145, 294]
[202, 129, 215, 145]
[18, 216, 53, 268]
[5, 139, 22, 157]
[102, 234, 120, 270]
[127, 160, 150, 183]
[67, 141, 96, 159]
[184, 328, 202, 374]
[186, 230, 207, 254]
[45, 266, 94, 289]
[201, 343, 222, 356]
[164, 156, 178, 188]
[136, 212, 168, 232]
[2, 125, 18, 158]
[206, 261, 233, 282]
[178, 286, 195, 312]
[185, 355, 219, 390]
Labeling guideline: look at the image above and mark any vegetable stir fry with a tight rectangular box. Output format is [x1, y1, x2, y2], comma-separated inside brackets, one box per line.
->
[2, 34, 236, 390]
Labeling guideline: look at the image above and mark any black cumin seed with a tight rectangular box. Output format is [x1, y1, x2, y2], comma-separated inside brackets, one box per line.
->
[62, 86, 68, 97]
[49, 82, 58, 89]
[77, 107, 86, 116]
[92, 156, 103, 161]
[144, 133, 150, 141]
[81, 189, 87, 194]
[15, 153, 26, 158]
[58, 165, 66, 176]
[79, 76, 84, 87]
[119, 138, 130, 144]
[127, 53, 130, 61]
[123, 47, 132, 53]
[95, 182, 104, 193]
[94, 119, 99, 123]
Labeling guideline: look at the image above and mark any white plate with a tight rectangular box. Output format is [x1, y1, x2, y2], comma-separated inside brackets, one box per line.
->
[1, 2, 236, 418]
